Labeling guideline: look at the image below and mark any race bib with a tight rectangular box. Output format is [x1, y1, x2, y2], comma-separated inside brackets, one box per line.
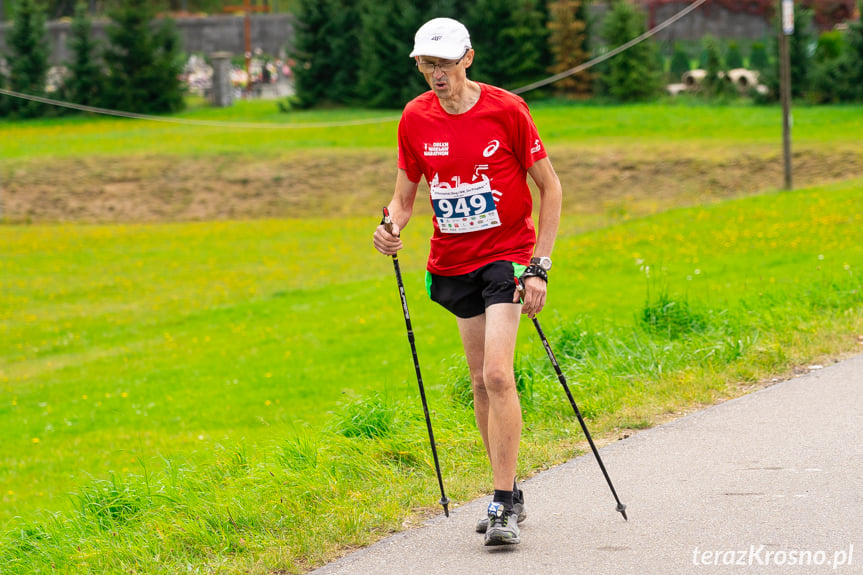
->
[430, 179, 501, 234]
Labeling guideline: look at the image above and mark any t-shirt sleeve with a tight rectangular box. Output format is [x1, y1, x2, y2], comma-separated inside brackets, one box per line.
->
[511, 99, 547, 170]
[397, 113, 423, 183]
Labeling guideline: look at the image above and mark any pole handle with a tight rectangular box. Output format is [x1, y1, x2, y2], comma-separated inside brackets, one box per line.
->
[382, 207, 394, 236]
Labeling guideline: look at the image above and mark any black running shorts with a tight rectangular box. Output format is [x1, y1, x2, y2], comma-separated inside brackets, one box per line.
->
[426, 261, 527, 319]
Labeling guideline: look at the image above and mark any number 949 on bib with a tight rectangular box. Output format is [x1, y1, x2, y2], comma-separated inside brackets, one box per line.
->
[431, 185, 501, 234]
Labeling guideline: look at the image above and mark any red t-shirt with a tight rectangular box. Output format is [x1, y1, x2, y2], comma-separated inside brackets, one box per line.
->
[398, 83, 548, 276]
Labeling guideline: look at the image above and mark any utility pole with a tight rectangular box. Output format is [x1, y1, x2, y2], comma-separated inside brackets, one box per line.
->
[780, 0, 794, 190]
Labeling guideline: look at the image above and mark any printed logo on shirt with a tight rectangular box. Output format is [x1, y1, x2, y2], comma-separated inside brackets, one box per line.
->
[424, 142, 450, 156]
[531, 139, 542, 154]
[482, 140, 500, 158]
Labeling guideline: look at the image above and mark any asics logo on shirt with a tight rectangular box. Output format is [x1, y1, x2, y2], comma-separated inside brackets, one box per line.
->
[531, 139, 542, 154]
[483, 140, 500, 157]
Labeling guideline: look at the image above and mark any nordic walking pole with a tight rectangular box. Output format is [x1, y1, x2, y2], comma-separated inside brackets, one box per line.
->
[518, 280, 628, 521]
[382, 207, 450, 517]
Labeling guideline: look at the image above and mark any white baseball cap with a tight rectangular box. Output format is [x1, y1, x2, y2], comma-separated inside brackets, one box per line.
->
[409, 18, 471, 60]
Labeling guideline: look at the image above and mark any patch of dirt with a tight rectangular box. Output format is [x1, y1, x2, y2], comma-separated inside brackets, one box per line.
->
[2, 147, 862, 224]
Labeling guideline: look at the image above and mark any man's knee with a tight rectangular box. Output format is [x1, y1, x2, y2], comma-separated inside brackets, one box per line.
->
[482, 366, 515, 395]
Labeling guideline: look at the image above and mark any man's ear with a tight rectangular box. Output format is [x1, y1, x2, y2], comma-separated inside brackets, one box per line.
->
[463, 49, 475, 69]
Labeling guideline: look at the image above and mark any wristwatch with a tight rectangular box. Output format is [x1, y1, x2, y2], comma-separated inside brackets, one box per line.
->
[531, 256, 553, 271]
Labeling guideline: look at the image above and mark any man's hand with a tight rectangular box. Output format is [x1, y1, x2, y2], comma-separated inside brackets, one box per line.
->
[373, 221, 403, 255]
[514, 275, 547, 318]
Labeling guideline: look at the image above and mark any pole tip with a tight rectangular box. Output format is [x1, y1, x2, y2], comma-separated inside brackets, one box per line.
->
[617, 503, 628, 521]
[441, 496, 450, 518]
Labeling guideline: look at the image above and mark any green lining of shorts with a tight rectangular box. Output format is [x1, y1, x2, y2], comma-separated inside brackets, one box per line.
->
[425, 271, 433, 298]
[512, 262, 527, 279]
[426, 262, 528, 299]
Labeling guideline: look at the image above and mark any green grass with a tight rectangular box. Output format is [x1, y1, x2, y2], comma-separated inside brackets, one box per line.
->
[1, 100, 861, 159]
[1, 101, 862, 572]
[1, 177, 861, 573]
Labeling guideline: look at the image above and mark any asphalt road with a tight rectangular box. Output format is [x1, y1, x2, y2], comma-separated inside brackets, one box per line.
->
[311, 353, 863, 575]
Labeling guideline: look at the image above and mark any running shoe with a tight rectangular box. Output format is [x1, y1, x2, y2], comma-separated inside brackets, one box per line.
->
[475, 487, 526, 533]
[483, 501, 521, 546]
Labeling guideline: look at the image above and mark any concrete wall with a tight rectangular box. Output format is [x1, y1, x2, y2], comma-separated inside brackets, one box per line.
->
[0, 13, 295, 65]
[590, 2, 772, 44]
[647, 2, 772, 41]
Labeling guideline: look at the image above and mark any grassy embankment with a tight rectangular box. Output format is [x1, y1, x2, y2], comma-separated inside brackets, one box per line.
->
[0, 101, 861, 573]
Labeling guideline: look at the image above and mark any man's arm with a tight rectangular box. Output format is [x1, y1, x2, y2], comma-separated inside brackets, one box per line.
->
[373, 168, 420, 255]
[521, 156, 563, 317]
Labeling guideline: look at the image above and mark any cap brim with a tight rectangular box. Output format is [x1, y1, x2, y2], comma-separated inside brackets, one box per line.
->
[409, 41, 466, 60]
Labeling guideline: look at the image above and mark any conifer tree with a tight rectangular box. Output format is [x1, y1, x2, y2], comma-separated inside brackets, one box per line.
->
[356, 0, 427, 107]
[726, 41, 743, 69]
[669, 42, 690, 82]
[600, 0, 660, 101]
[3, 0, 50, 118]
[101, 0, 185, 114]
[356, 0, 471, 107]
[749, 41, 769, 73]
[701, 35, 732, 98]
[465, 0, 548, 90]
[292, 0, 363, 107]
[547, 0, 591, 95]
[62, 1, 103, 108]
[842, 0, 863, 100]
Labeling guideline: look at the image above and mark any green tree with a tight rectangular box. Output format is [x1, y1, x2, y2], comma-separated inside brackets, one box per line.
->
[61, 1, 103, 108]
[465, 0, 548, 90]
[786, 6, 815, 98]
[356, 0, 474, 108]
[841, 0, 863, 100]
[291, 0, 362, 107]
[810, 2, 863, 102]
[101, 0, 185, 114]
[547, 0, 591, 95]
[668, 42, 691, 82]
[701, 35, 732, 98]
[761, 6, 816, 101]
[726, 41, 743, 69]
[600, 0, 660, 101]
[749, 41, 769, 72]
[2, 0, 50, 118]
[356, 0, 426, 107]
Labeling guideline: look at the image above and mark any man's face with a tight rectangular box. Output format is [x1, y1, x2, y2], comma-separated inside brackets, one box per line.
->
[415, 49, 474, 99]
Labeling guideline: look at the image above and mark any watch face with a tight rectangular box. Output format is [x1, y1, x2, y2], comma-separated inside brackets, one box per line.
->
[539, 257, 552, 271]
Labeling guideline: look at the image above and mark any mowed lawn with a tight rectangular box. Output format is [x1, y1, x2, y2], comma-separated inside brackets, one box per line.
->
[2, 100, 862, 159]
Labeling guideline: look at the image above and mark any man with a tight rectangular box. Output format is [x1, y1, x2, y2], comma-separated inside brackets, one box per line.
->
[373, 17, 562, 546]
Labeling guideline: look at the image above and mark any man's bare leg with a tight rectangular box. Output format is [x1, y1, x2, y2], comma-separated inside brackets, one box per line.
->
[457, 303, 522, 491]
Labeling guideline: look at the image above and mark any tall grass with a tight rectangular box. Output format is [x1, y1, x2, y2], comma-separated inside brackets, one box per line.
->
[1, 178, 860, 573]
